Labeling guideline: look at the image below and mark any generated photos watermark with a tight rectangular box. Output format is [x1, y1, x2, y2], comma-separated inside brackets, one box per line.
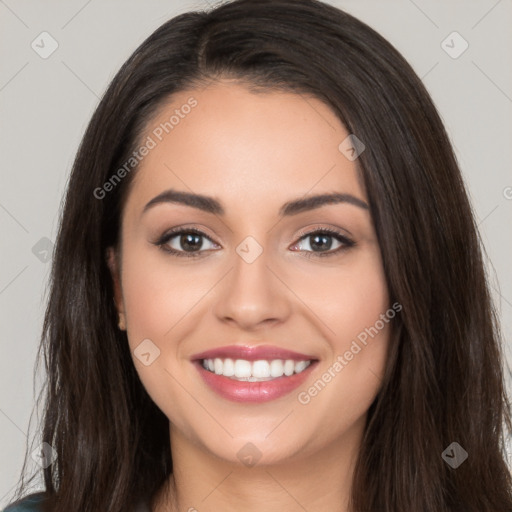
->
[297, 301, 402, 405]
[93, 96, 198, 200]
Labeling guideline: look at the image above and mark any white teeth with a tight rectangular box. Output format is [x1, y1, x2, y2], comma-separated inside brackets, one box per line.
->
[214, 358, 223, 375]
[294, 360, 309, 373]
[284, 360, 295, 376]
[222, 358, 235, 377]
[234, 359, 252, 378]
[202, 358, 313, 380]
[270, 359, 284, 378]
[252, 360, 271, 378]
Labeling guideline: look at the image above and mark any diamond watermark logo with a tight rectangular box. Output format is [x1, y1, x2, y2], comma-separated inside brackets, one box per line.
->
[338, 134, 365, 161]
[442, 442, 468, 469]
[31, 236, 54, 263]
[134, 338, 161, 366]
[441, 32, 469, 59]
[31, 31, 59, 59]
[236, 236, 263, 264]
[236, 442, 262, 467]
[31, 442, 57, 469]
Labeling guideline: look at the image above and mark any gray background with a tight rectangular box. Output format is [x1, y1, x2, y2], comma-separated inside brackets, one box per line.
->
[1, 0, 511, 504]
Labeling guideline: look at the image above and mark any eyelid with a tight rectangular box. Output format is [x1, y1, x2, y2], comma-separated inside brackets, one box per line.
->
[291, 226, 355, 257]
[153, 225, 219, 257]
[294, 224, 354, 243]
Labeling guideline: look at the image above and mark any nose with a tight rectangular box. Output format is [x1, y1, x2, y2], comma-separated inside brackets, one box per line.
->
[211, 245, 292, 331]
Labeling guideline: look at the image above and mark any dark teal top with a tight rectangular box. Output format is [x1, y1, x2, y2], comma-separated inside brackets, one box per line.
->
[3, 493, 45, 511]
[3, 493, 150, 511]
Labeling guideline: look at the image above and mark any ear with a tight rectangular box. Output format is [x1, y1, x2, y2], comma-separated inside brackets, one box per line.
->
[106, 246, 125, 319]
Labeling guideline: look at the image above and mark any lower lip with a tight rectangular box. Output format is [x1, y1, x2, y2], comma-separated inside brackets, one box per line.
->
[193, 360, 318, 403]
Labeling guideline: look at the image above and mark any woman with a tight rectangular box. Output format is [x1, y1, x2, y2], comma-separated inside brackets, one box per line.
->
[5, 0, 512, 510]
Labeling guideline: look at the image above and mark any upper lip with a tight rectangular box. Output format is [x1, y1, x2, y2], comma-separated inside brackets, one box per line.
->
[191, 345, 317, 362]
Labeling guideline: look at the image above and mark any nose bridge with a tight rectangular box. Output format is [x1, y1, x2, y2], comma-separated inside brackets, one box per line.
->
[212, 234, 291, 328]
[232, 238, 270, 288]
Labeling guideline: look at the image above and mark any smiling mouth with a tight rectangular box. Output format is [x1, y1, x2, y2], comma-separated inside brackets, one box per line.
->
[200, 357, 315, 381]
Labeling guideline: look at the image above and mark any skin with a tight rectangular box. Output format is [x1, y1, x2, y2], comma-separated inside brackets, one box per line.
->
[107, 80, 392, 512]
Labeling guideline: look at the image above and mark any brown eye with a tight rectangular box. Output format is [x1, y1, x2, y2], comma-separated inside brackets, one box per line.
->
[155, 228, 220, 257]
[290, 229, 355, 258]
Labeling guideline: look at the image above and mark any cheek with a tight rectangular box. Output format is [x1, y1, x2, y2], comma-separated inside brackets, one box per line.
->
[293, 249, 391, 412]
[119, 246, 201, 422]
[291, 248, 390, 345]
[327, 264, 389, 345]
[120, 246, 209, 344]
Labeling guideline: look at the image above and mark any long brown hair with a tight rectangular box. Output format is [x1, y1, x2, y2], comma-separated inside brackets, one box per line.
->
[8, 0, 512, 510]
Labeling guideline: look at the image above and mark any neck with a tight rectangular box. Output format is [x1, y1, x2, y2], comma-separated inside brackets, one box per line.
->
[152, 416, 366, 512]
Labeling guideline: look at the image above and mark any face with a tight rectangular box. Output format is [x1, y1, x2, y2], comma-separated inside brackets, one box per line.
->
[108, 80, 392, 466]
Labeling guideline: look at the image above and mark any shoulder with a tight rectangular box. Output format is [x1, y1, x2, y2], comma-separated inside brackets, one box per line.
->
[3, 492, 46, 512]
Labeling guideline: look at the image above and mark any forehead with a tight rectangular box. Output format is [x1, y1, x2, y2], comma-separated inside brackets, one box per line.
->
[124, 80, 365, 217]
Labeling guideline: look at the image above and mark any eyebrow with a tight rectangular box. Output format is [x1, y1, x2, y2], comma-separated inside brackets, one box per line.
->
[141, 188, 369, 217]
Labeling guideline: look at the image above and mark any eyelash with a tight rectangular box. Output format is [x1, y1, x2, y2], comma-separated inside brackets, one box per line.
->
[153, 226, 356, 259]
